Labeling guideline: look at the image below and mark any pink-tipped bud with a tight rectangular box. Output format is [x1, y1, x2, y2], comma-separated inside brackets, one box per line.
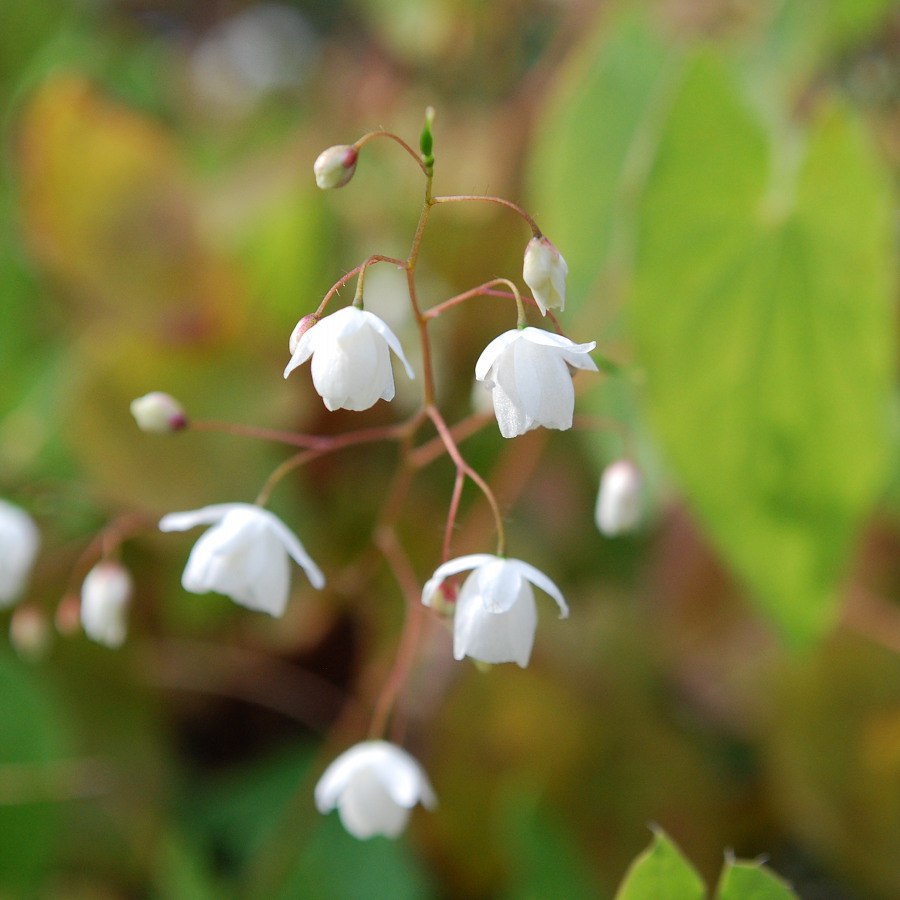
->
[130, 392, 187, 433]
[523, 236, 568, 316]
[289, 314, 320, 354]
[313, 144, 358, 189]
[595, 459, 643, 537]
[55, 593, 82, 636]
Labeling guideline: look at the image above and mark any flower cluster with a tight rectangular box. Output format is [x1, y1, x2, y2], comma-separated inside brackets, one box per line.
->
[7, 115, 642, 845]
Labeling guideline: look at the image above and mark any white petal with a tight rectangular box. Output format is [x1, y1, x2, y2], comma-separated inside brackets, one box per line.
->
[472, 559, 525, 613]
[261, 510, 325, 589]
[508, 559, 569, 618]
[338, 768, 410, 839]
[362, 311, 415, 380]
[159, 503, 245, 533]
[0, 501, 40, 607]
[421, 553, 498, 606]
[474, 330, 520, 383]
[454, 575, 537, 667]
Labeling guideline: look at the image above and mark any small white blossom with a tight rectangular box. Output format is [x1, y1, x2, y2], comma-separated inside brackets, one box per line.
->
[284, 306, 414, 412]
[313, 144, 358, 189]
[0, 500, 40, 608]
[475, 327, 598, 438]
[130, 392, 187, 433]
[422, 554, 569, 668]
[315, 740, 436, 840]
[81, 561, 132, 648]
[159, 503, 324, 616]
[523, 236, 567, 315]
[596, 460, 642, 537]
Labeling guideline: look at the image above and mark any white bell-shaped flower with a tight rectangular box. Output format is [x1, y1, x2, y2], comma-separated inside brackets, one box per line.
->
[422, 554, 569, 668]
[315, 740, 437, 840]
[284, 306, 415, 412]
[81, 561, 133, 648]
[523, 236, 568, 315]
[475, 327, 598, 438]
[596, 459, 643, 537]
[159, 503, 324, 616]
[0, 500, 40, 608]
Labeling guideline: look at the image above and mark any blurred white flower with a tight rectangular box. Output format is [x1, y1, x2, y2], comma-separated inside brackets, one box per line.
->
[422, 554, 569, 668]
[0, 500, 40, 608]
[475, 327, 598, 438]
[81, 561, 133, 648]
[313, 144, 359, 189]
[284, 306, 414, 412]
[130, 392, 187, 433]
[596, 460, 643, 537]
[523, 236, 567, 315]
[315, 740, 437, 839]
[159, 503, 324, 616]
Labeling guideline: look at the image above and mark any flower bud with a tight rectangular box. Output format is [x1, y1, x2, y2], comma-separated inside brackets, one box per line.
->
[130, 392, 187, 433]
[9, 606, 51, 662]
[523, 236, 568, 316]
[313, 144, 358, 189]
[289, 314, 319, 354]
[595, 459, 642, 537]
[80, 561, 132, 648]
[0, 500, 40, 608]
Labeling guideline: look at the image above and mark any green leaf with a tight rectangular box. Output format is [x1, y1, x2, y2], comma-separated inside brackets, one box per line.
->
[716, 859, 799, 900]
[527, 9, 671, 319]
[614, 828, 706, 900]
[630, 52, 895, 645]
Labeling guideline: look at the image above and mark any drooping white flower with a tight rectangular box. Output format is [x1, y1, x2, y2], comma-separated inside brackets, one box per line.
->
[284, 306, 415, 412]
[130, 392, 187, 433]
[313, 144, 359, 189]
[315, 740, 437, 840]
[596, 459, 643, 537]
[422, 554, 569, 668]
[0, 500, 40, 608]
[80, 561, 133, 648]
[523, 236, 567, 315]
[159, 503, 324, 616]
[475, 327, 598, 438]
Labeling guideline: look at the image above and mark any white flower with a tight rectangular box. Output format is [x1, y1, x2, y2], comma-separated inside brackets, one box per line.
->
[159, 503, 324, 616]
[422, 554, 569, 668]
[284, 306, 415, 412]
[596, 459, 642, 537]
[523, 236, 567, 315]
[313, 144, 359, 189]
[81, 561, 132, 648]
[0, 500, 40, 608]
[475, 327, 598, 438]
[130, 392, 187, 433]
[315, 740, 437, 840]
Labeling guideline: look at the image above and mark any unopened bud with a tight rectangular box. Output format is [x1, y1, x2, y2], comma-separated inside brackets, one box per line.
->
[313, 144, 358, 189]
[130, 392, 187, 433]
[81, 561, 132, 648]
[55, 593, 82, 636]
[289, 314, 320, 353]
[595, 459, 643, 537]
[523, 236, 567, 316]
[10, 606, 51, 661]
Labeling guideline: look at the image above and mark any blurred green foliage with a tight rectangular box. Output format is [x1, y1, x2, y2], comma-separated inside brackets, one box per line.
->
[2, 0, 900, 897]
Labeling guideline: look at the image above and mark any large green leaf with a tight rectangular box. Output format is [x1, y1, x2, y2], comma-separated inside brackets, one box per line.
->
[614, 828, 705, 900]
[630, 52, 894, 644]
[716, 859, 799, 900]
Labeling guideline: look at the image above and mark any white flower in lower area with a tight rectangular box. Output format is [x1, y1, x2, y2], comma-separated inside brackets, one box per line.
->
[475, 327, 598, 438]
[596, 459, 643, 537]
[523, 236, 568, 315]
[159, 503, 324, 616]
[315, 740, 437, 840]
[422, 554, 569, 668]
[81, 561, 132, 648]
[0, 500, 40, 608]
[284, 306, 415, 412]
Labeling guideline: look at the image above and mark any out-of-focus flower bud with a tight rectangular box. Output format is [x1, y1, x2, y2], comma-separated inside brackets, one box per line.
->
[130, 392, 187, 433]
[595, 459, 643, 537]
[314, 144, 358, 189]
[81, 561, 133, 648]
[523, 236, 568, 315]
[55, 593, 82, 636]
[10, 606, 51, 661]
[0, 500, 40, 608]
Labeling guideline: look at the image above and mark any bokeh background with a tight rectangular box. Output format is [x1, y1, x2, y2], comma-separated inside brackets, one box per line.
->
[2, 0, 900, 897]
